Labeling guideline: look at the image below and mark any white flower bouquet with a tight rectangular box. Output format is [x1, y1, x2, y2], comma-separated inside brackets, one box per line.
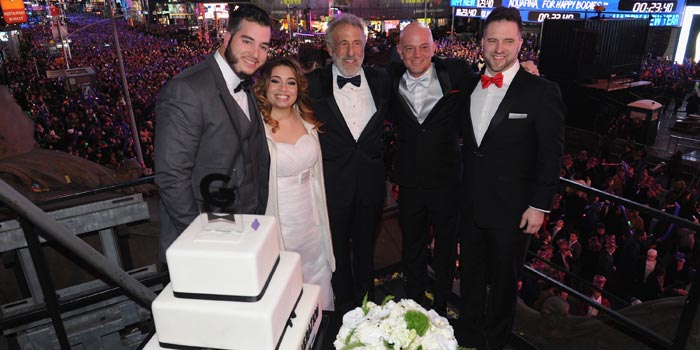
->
[334, 296, 459, 350]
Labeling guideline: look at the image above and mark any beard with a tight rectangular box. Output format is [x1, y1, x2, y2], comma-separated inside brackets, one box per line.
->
[332, 55, 362, 77]
[224, 38, 251, 80]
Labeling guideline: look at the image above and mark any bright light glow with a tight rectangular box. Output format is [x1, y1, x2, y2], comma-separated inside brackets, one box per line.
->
[696, 31, 700, 62]
[675, 6, 700, 63]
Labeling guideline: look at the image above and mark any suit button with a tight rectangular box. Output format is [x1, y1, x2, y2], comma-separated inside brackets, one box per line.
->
[475, 151, 484, 157]
[421, 128, 426, 132]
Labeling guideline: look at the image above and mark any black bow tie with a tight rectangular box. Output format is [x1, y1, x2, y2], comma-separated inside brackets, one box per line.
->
[234, 80, 250, 93]
[337, 75, 361, 89]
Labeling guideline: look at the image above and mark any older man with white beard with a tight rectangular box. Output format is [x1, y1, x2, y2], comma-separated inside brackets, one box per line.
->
[306, 13, 391, 313]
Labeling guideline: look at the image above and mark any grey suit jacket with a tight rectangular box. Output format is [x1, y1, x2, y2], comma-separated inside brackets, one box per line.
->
[154, 55, 269, 258]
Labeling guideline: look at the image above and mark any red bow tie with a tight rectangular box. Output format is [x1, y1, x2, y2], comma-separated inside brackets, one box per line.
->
[481, 72, 504, 89]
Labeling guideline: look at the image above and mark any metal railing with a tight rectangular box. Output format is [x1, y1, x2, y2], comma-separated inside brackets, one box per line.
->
[526, 178, 700, 350]
[1, 175, 699, 349]
[0, 176, 159, 347]
[523, 265, 688, 350]
[527, 251, 631, 308]
[668, 135, 700, 154]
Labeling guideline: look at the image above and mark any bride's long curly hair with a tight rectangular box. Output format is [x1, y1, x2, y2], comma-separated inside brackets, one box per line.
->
[254, 57, 321, 133]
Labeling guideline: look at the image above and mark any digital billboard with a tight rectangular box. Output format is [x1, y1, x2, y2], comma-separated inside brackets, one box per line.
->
[451, 0, 685, 26]
[1, 0, 28, 24]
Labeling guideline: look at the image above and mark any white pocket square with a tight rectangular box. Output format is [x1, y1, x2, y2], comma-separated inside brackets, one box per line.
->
[508, 113, 528, 119]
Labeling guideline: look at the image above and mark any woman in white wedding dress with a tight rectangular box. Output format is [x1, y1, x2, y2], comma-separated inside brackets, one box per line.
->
[254, 57, 335, 310]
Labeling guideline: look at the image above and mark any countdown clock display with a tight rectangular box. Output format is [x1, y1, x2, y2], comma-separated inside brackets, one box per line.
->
[618, 1, 676, 12]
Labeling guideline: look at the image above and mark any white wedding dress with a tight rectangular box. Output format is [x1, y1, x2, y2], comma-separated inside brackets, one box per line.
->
[274, 134, 334, 310]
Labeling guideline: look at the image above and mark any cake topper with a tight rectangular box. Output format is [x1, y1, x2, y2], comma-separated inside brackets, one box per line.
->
[199, 172, 237, 212]
[198, 170, 242, 231]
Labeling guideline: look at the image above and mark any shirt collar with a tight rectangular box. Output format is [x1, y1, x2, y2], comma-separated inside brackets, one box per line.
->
[214, 50, 244, 94]
[485, 61, 520, 88]
[404, 63, 434, 83]
[332, 64, 365, 80]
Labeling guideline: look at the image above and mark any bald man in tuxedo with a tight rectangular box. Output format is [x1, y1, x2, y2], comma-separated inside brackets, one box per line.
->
[387, 22, 469, 315]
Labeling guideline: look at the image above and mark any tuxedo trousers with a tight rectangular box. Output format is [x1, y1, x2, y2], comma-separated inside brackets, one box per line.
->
[459, 216, 531, 350]
[328, 199, 382, 312]
[399, 186, 459, 305]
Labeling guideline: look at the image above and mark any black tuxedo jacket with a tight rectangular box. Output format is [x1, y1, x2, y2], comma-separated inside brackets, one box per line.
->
[387, 58, 471, 188]
[307, 65, 391, 207]
[460, 68, 566, 228]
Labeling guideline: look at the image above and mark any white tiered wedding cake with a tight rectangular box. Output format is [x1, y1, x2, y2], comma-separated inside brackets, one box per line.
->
[144, 214, 322, 350]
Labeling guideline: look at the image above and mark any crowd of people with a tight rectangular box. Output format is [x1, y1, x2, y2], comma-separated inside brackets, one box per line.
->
[4, 12, 700, 172]
[5, 15, 212, 169]
[2, 11, 551, 173]
[2, 6, 699, 348]
[524, 144, 698, 316]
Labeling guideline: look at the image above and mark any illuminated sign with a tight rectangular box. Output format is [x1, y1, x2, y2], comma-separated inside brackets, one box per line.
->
[527, 11, 581, 20]
[456, 7, 483, 15]
[618, 1, 677, 12]
[607, 11, 680, 25]
[452, 0, 503, 5]
[1, 0, 28, 24]
[203, 3, 228, 19]
[451, 0, 684, 25]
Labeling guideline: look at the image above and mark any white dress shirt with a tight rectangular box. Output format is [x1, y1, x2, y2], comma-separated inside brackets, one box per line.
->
[214, 51, 249, 120]
[470, 61, 520, 146]
[332, 65, 376, 141]
[398, 64, 443, 124]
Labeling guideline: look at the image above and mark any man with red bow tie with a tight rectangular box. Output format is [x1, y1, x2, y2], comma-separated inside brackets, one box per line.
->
[456, 7, 566, 350]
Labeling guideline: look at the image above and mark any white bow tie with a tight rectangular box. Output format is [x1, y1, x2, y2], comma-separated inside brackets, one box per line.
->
[406, 74, 430, 91]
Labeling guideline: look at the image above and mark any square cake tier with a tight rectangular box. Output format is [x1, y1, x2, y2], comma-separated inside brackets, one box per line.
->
[278, 284, 322, 350]
[152, 251, 302, 350]
[166, 214, 279, 298]
[145, 283, 322, 350]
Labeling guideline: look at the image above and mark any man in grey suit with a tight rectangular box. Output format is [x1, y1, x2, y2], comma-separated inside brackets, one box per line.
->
[154, 4, 272, 263]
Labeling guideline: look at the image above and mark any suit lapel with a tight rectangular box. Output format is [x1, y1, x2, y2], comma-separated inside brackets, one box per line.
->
[467, 77, 480, 148]
[434, 58, 452, 95]
[480, 68, 527, 147]
[391, 64, 420, 125]
[322, 65, 354, 140]
[416, 59, 451, 125]
[207, 56, 243, 141]
[357, 67, 384, 143]
[365, 66, 384, 110]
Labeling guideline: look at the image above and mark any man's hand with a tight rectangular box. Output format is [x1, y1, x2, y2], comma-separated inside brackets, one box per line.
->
[520, 60, 540, 76]
[519, 207, 545, 234]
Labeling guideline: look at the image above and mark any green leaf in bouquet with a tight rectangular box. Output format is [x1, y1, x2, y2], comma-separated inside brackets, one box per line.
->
[404, 310, 430, 337]
[343, 341, 365, 350]
[381, 295, 394, 306]
[342, 329, 366, 350]
[361, 293, 370, 315]
[345, 328, 355, 345]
